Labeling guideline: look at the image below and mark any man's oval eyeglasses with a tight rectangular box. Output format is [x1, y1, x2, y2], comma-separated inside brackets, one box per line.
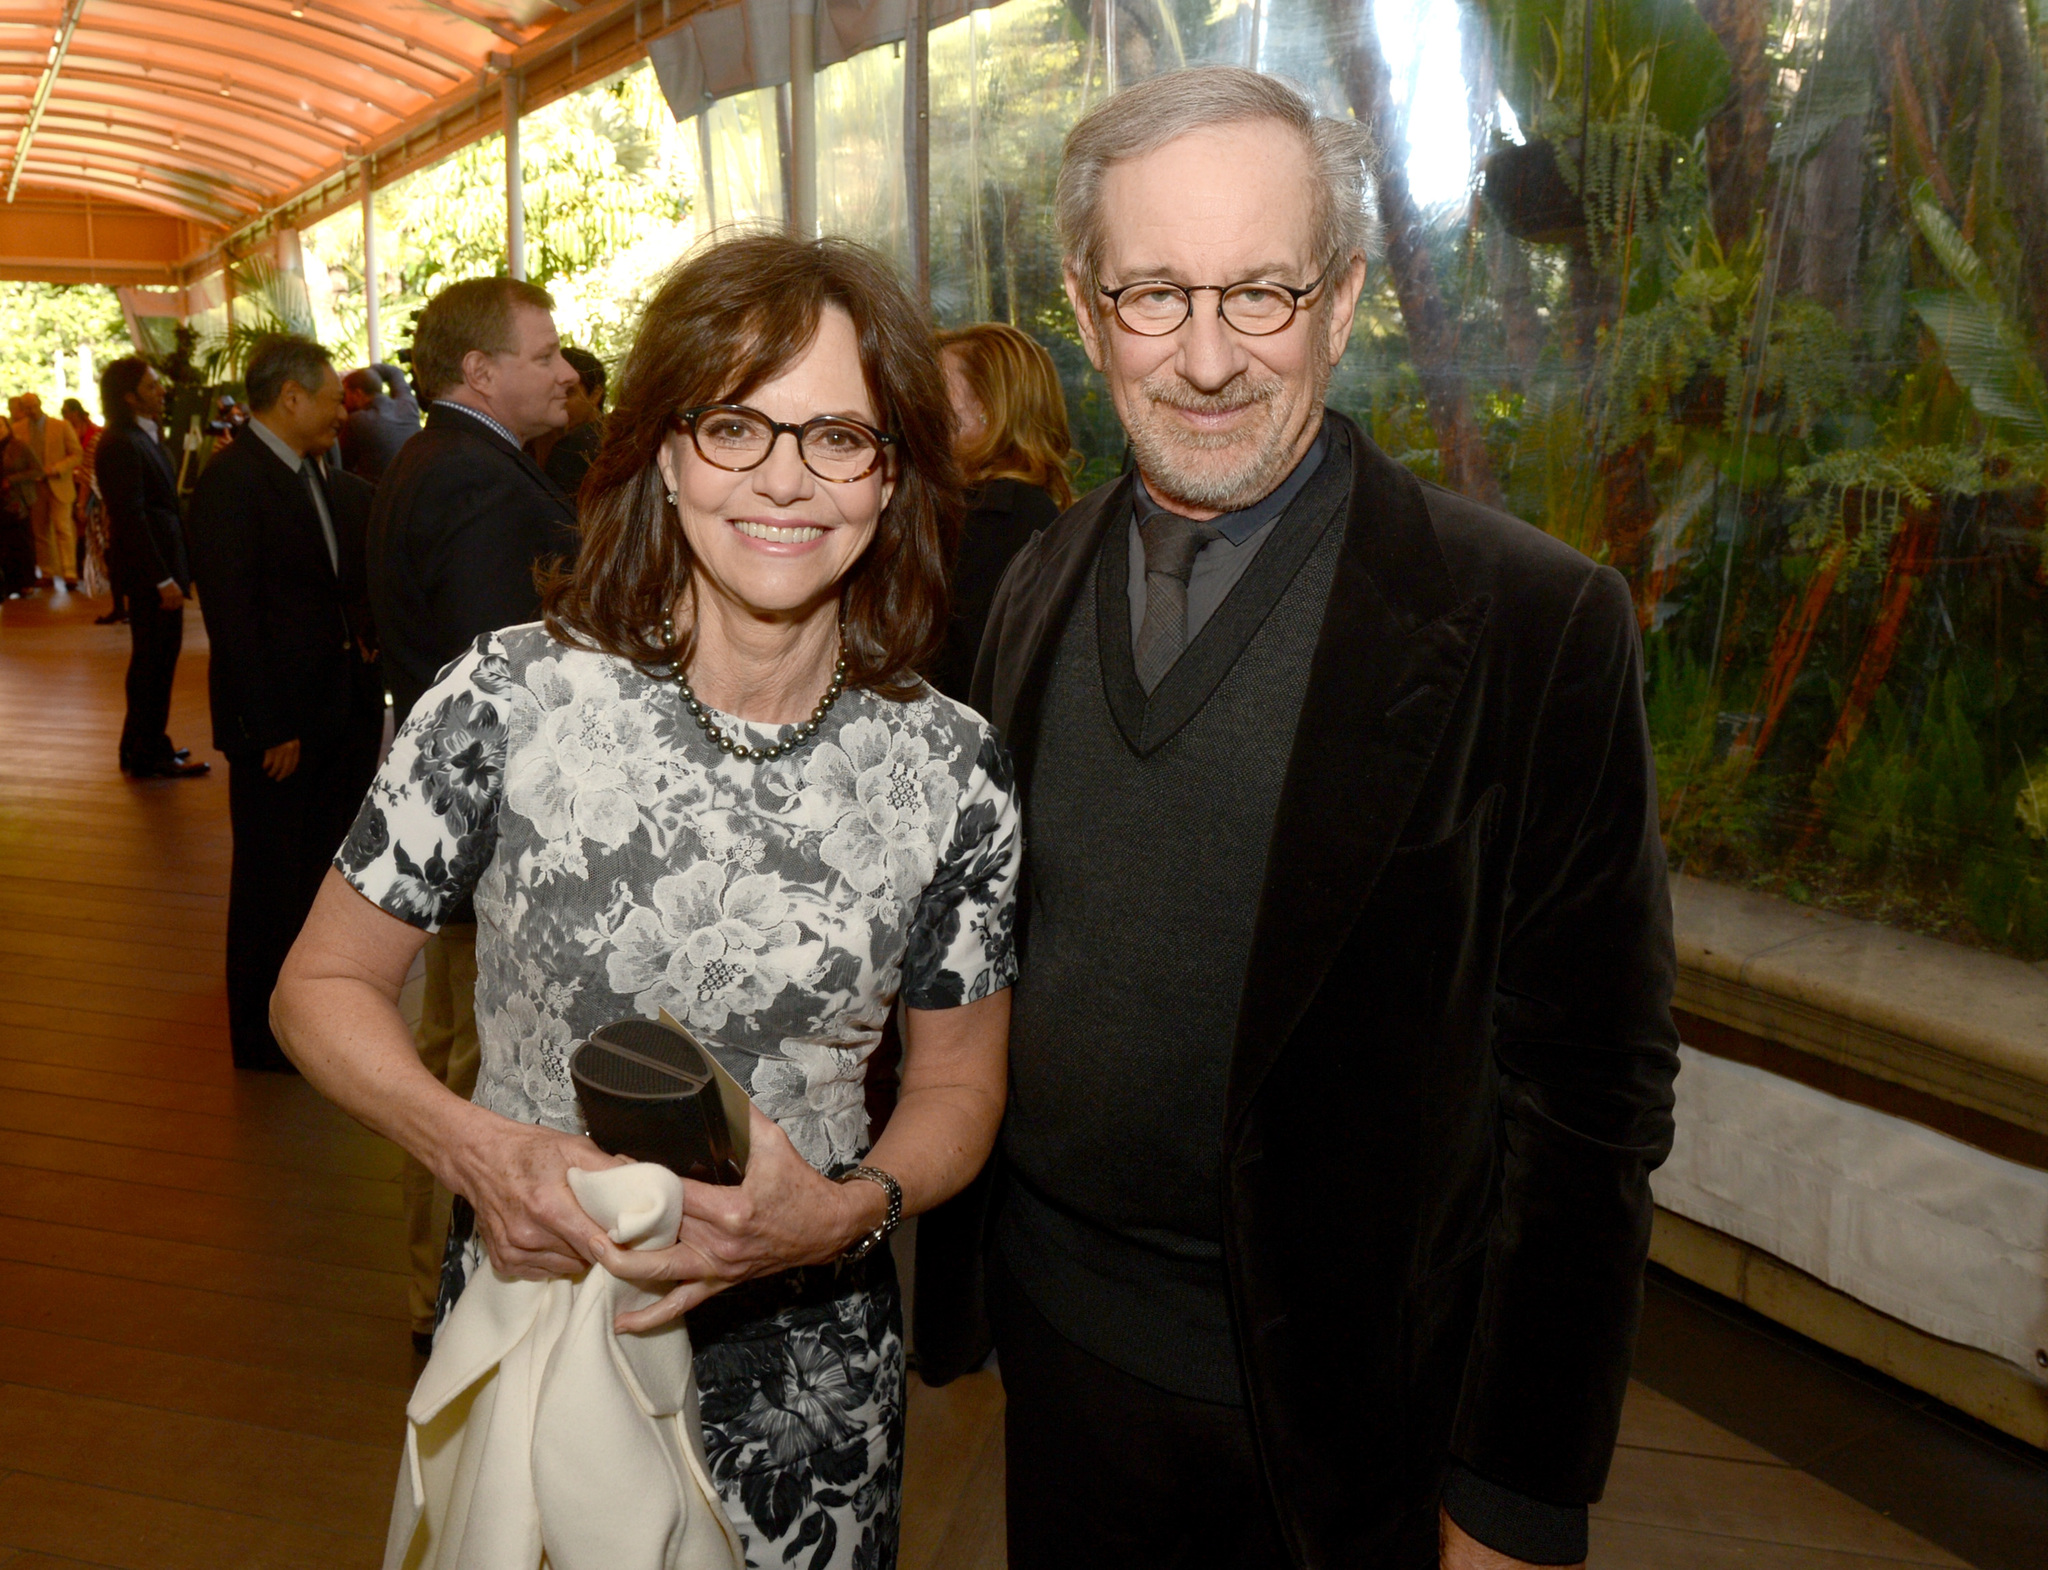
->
[1097, 259, 1340, 338]
[673, 404, 895, 483]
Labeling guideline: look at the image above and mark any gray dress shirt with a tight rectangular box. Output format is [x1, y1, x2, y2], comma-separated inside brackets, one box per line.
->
[1126, 419, 1333, 650]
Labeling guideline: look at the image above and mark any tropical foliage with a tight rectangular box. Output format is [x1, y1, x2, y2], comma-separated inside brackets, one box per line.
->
[0, 282, 129, 419]
[301, 63, 696, 371]
[20, 0, 2048, 960]
[915, 0, 2048, 957]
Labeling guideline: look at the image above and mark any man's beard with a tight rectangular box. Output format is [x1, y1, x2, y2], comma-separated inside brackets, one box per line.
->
[1123, 358, 1327, 513]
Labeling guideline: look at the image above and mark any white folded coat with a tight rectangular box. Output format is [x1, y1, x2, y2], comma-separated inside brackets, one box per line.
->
[384, 1163, 745, 1570]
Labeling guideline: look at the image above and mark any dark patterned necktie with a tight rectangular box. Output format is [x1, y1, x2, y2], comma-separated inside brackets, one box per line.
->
[301, 459, 338, 571]
[1135, 510, 1223, 690]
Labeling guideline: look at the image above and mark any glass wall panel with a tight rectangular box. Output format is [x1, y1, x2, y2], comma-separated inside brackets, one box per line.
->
[927, 1, 1116, 474]
[911, 0, 2048, 960]
[700, 86, 788, 233]
[114, 0, 2048, 960]
[817, 45, 909, 267]
[299, 66, 701, 369]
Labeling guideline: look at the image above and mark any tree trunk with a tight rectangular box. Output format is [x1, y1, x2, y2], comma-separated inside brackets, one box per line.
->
[1463, 2, 1545, 387]
[1794, 0, 1874, 318]
[1696, 0, 1773, 255]
[1985, 0, 2048, 360]
[1330, 0, 1504, 507]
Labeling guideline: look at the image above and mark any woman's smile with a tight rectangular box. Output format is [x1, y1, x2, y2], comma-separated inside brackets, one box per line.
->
[730, 516, 831, 549]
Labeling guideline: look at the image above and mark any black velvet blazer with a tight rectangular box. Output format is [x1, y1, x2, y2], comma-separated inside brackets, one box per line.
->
[927, 413, 1680, 1567]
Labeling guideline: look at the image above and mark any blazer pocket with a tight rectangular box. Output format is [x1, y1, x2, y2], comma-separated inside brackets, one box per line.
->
[1388, 781, 1504, 861]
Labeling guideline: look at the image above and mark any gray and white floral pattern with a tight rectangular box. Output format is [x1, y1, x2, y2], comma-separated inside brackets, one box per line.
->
[338, 622, 1020, 1570]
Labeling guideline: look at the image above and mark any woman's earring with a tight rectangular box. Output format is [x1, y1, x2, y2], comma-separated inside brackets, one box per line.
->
[664, 490, 678, 505]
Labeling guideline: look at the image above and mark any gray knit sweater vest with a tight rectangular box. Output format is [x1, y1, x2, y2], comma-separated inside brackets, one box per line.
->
[998, 433, 1352, 1404]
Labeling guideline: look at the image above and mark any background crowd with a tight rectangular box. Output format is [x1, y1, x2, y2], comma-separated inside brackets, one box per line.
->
[9, 265, 1072, 1346]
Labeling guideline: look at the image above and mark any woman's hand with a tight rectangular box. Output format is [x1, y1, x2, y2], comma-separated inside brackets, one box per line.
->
[446, 1114, 629, 1280]
[589, 1104, 882, 1332]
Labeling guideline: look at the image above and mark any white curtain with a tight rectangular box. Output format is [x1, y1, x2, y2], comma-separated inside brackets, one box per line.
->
[646, 0, 985, 119]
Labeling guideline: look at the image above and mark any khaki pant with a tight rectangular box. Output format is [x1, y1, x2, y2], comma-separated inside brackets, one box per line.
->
[404, 923, 480, 1334]
[32, 488, 76, 581]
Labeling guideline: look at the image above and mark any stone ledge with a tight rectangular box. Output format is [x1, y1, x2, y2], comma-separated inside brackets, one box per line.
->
[1671, 875, 2048, 1137]
[1650, 1208, 2048, 1451]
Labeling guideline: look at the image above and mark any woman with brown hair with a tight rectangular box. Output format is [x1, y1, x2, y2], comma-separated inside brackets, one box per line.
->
[274, 235, 1020, 1568]
[929, 323, 1075, 698]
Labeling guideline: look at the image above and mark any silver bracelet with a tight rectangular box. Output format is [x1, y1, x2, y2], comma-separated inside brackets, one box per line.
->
[838, 1165, 902, 1262]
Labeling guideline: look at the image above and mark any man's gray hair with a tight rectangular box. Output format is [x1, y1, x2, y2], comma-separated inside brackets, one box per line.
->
[244, 334, 334, 413]
[1056, 66, 1378, 285]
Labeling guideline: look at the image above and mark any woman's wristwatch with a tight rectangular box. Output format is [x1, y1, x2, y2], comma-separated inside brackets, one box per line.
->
[838, 1165, 902, 1262]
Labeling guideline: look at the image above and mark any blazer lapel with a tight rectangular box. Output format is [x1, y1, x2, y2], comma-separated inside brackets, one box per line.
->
[1225, 421, 1494, 1135]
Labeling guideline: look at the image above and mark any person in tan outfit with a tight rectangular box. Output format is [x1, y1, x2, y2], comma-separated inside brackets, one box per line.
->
[9, 394, 83, 588]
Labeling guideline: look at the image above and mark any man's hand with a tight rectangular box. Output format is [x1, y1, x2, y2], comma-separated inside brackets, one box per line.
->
[157, 582, 184, 611]
[1442, 1510, 1583, 1570]
[262, 739, 301, 781]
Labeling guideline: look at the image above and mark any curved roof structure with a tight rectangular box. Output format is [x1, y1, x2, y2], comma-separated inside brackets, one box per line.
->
[0, 0, 687, 283]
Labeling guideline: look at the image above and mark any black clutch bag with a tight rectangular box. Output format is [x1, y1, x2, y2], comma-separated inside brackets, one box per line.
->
[568, 1009, 752, 1185]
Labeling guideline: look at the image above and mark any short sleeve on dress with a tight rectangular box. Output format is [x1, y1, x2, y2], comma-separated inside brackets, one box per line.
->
[901, 725, 1022, 1010]
[333, 633, 515, 932]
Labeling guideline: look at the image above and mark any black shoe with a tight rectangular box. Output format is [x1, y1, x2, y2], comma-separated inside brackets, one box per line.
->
[93, 610, 124, 623]
[172, 748, 191, 762]
[132, 758, 210, 779]
[412, 1330, 436, 1358]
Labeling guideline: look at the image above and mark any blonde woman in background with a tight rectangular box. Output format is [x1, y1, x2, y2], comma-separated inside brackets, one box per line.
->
[930, 324, 1075, 699]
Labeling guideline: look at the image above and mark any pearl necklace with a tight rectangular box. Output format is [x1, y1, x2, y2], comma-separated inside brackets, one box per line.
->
[660, 612, 848, 763]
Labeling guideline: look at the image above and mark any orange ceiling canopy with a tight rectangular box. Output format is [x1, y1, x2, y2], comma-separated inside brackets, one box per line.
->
[0, 0, 691, 284]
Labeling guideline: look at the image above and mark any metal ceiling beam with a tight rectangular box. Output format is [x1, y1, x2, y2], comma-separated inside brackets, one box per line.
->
[31, 130, 282, 203]
[52, 146, 263, 210]
[59, 34, 409, 123]
[26, 169, 241, 227]
[418, 0, 531, 48]
[74, 14, 449, 101]
[54, 69, 358, 181]
[35, 161, 253, 224]
[59, 64, 378, 145]
[7, 0, 89, 203]
[33, 105, 316, 187]
[197, 0, 472, 81]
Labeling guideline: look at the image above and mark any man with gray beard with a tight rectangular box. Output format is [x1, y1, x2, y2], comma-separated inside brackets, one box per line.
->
[918, 67, 1679, 1570]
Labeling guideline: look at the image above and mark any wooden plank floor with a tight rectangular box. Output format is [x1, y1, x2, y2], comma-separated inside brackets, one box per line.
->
[0, 586, 1983, 1569]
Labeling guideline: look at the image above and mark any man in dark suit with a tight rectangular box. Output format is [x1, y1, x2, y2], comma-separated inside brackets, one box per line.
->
[95, 358, 208, 779]
[366, 275, 579, 1350]
[370, 276, 579, 727]
[187, 335, 383, 1072]
[339, 366, 421, 484]
[924, 69, 1680, 1570]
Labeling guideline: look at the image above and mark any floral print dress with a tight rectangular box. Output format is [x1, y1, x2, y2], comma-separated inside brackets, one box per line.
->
[336, 624, 1021, 1570]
